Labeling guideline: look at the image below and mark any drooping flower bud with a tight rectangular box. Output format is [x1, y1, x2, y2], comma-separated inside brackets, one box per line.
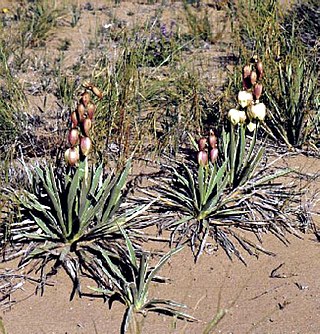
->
[253, 83, 263, 101]
[210, 147, 218, 163]
[198, 137, 207, 151]
[256, 61, 263, 79]
[68, 128, 80, 146]
[77, 103, 86, 122]
[238, 91, 253, 108]
[250, 71, 257, 85]
[228, 109, 241, 125]
[91, 86, 103, 100]
[81, 91, 90, 107]
[242, 65, 251, 79]
[80, 136, 92, 156]
[65, 147, 80, 166]
[83, 118, 92, 136]
[197, 150, 208, 167]
[209, 130, 217, 148]
[87, 102, 96, 120]
[70, 111, 78, 128]
[242, 65, 252, 89]
[83, 82, 103, 99]
[248, 102, 266, 121]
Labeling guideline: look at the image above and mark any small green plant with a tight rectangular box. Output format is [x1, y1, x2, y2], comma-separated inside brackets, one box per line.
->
[0, 42, 28, 168]
[19, 1, 66, 47]
[183, 1, 227, 44]
[90, 229, 196, 333]
[264, 53, 319, 149]
[70, 4, 81, 28]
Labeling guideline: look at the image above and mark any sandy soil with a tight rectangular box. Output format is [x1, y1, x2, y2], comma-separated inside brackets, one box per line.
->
[1, 1, 320, 334]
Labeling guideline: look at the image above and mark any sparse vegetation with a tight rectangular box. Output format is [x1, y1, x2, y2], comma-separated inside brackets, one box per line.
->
[0, 1, 319, 333]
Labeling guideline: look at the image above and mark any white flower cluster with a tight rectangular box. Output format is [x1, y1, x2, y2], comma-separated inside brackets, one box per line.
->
[227, 58, 266, 131]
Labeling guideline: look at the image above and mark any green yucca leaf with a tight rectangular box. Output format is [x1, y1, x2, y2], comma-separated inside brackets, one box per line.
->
[203, 161, 227, 204]
[166, 215, 194, 229]
[237, 126, 246, 175]
[31, 214, 59, 239]
[200, 173, 229, 218]
[119, 226, 137, 269]
[101, 159, 132, 224]
[143, 246, 183, 297]
[239, 147, 264, 187]
[137, 254, 148, 305]
[67, 163, 83, 237]
[35, 166, 67, 236]
[183, 164, 200, 210]
[100, 249, 128, 284]
[198, 166, 205, 206]
[123, 305, 134, 333]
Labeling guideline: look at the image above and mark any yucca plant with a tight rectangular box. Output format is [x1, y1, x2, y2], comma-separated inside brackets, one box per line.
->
[264, 55, 319, 149]
[7, 158, 149, 295]
[89, 228, 196, 333]
[145, 122, 299, 262]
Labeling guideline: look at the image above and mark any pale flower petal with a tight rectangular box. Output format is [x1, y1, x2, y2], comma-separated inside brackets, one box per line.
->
[247, 122, 257, 132]
[238, 91, 253, 108]
[249, 102, 266, 121]
[228, 109, 240, 125]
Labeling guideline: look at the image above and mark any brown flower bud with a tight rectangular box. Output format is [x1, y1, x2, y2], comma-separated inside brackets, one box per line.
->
[198, 137, 207, 151]
[77, 103, 86, 122]
[68, 128, 80, 146]
[242, 65, 251, 79]
[81, 91, 90, 107]
[209, 130, 217, 148]
[65, 147, 79, 166]
[250, 71, 257, 85]
[83, 118, 92, 136]
[256, 61, 263, 79]
[92, 86, 103, 100]
[70, 111, 78, 127]
[80, 136, 92, 156]
[210, 147, 218, 163]
[87, 102, 96, 120]
[197, 151, 208, 167]
[253, 83, 263, 101]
